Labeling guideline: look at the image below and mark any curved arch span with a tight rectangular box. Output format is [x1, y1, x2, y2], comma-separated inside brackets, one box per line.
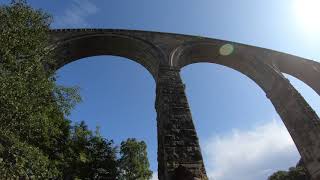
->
[171, 39, 320, 97]
[51, 33, 165, 79]
[48, 29, 320, 179]
[172, 41, 320, 178]
[272, 54, 320, 96]
[283, 73, 320, 117]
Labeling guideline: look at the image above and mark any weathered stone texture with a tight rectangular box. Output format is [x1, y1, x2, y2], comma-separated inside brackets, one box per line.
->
[266, 76, 320, 179]
[155, 66, 207, 180]
[49, 29, 320, 180]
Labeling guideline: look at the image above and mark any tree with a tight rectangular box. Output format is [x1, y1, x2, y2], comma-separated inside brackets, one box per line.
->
[87, 132, 119, 179]
[0, 1, 152, 179]
[268, 166, 311, 180]
[287, 167, 310, 180]
[63, 121, 119, 180]
[268, 170, 289, 180]
[0, 128, 60, 179]
[0, 0, 80, 178]
[119, 138, 153, 180]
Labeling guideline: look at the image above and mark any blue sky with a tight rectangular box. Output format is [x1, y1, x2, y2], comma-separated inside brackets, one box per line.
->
[2, 0, 320, 179]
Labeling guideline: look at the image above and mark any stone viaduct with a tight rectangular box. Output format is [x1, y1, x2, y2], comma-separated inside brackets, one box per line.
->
[49, 29, 320, 180]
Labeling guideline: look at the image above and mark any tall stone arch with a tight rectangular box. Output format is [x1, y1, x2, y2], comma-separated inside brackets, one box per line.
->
[171, 40, 320, 179]
[49, 29, 209, 180]
[49, 29, 320, 180]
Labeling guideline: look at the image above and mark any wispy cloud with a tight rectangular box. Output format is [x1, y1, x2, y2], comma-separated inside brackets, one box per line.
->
[203, 120, 300, 180]
[54, 0, 99, 28]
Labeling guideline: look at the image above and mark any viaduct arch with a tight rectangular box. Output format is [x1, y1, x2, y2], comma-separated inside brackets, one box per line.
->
[50, 29, 320, 180]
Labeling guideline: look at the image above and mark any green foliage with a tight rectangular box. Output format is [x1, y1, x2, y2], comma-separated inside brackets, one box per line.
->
[268, 171, 289, 180]
[0, 128, 60, 179]
[119, 138, 153, 180]
[54, 85, 82, 116]
[64, 125, 154, 180]
[0, 1, 80, 178]
[268, 166, 311, 180]
[62, 122, 119, 180]
[0, 1, 153, 179]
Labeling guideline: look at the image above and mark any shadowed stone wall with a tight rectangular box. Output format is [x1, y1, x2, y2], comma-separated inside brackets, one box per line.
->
[155, 66, 207, 180]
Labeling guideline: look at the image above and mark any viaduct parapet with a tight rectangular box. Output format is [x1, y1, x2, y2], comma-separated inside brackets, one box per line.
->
[50, 29, 320, 180]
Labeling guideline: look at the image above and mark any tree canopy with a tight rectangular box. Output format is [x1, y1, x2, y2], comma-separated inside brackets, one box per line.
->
[119, 138, 153, 180]
[268, 165, 311, 180]
[0, 1, 153, 179]
[0, 0, 75, 177]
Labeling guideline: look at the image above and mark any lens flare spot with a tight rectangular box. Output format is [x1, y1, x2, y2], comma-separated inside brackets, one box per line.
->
[219, 44, 234, 56]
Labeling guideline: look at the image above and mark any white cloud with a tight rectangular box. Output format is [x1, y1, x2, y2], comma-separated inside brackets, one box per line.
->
[151, 172, 158, 180]
[54, 0, 99, 28]
[203, 120, 300, 180]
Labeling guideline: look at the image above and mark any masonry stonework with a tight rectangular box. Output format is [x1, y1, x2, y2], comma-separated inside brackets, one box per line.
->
[49, 29, 320, 180]
[155, 66, 207, 180]
[266, 75, 320, 179]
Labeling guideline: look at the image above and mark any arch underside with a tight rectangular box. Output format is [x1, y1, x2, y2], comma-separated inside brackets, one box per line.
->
[50, 29, 320, 94]
[50, 29, 320, 179]
[171, 40, 320, 95]
[52, 33, 164, 79]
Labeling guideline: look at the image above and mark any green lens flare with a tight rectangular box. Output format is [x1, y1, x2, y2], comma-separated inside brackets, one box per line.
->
[219, 44, 234, 56]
